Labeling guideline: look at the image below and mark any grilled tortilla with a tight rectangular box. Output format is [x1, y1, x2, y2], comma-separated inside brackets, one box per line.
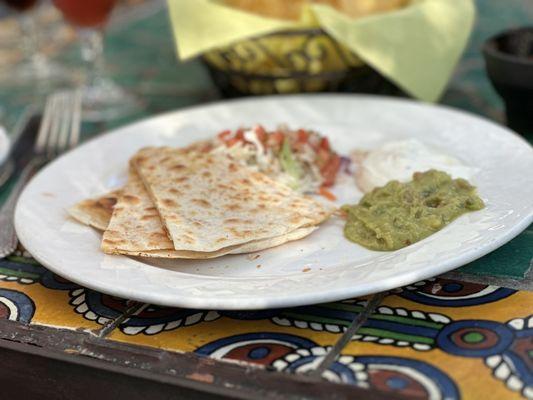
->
[99, 168, 242, 259]
[68, 190, 121, 231]
[70, 185, 318, 257]
[132, 147, 332, 253]
[77, 177, 326, 258]
[69, 146, 333, 258]
[68, 190, 317, 253]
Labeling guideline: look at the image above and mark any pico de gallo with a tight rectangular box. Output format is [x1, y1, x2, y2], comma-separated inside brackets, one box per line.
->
[211, 125, 343, 198]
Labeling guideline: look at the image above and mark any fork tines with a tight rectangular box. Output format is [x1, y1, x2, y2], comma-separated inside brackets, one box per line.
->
[35, 90, 82, 158]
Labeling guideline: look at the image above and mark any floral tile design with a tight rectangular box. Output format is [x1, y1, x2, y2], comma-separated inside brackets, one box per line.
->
[0, 256, 134, 332]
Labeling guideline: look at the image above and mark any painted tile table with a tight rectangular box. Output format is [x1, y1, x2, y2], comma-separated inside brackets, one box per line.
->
[1, 250, 531, 399]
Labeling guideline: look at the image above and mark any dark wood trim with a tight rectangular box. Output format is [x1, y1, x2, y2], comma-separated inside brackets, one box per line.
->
[0, 320, 402, 400]
[0, 340, 231, 400]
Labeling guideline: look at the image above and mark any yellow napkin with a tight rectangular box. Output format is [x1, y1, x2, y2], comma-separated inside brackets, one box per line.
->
[167, 0, 474, 101]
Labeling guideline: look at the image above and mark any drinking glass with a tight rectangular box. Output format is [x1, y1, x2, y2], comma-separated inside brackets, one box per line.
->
[53, 0, 139, 121]
[1, 0, 68, 87]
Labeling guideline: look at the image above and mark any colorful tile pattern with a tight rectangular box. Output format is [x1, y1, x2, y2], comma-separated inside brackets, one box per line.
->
[0, 250, 531, 399]
[107, 303, 347, 356]
[266, 278, 533, 399]
[105, 278, 532, 400]
[0, 252, 131, 332]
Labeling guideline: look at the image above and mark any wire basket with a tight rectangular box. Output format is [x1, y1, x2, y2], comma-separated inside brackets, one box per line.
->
[202, 28, 405, 98]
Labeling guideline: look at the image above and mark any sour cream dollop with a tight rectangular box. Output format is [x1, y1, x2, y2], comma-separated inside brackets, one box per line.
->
[355, 139, 477, 193]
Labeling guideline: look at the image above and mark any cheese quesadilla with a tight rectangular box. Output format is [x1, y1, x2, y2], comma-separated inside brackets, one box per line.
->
[69, 185, 318, 258]
[69, 147, 333, 258]
[132, 147, 332, 253]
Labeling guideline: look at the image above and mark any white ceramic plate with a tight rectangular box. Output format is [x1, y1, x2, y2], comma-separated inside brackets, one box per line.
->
[15, 95, 533, 309]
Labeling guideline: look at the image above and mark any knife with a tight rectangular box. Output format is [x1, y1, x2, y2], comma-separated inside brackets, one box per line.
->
[0, 107, 40, 191]
[0, 160, 14, 189]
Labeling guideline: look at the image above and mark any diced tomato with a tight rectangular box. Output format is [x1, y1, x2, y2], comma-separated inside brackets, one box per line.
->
[225, 137, 241, 147]
[319, 137, 331, 151]
[292, 141, 306, 152]
[319, 186, 337, 201]
[217, 130, 231, 141]
[234, 128, 245, 141]
[269, 131, 285, 147]
[308, 137, 319, 152]
[317, 148, 331, 168]
[320, 154, 341, 186]
[297, 129, 309, 143]
[254, 125, 267, 143]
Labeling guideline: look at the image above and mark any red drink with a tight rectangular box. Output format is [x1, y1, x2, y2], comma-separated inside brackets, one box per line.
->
[51, 0, 138, 120]
[4, 0, 38, 12]
[53, 0, 117, 27]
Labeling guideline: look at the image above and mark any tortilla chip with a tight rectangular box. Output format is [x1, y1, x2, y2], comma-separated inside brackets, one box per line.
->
[224, 0, 407, 20]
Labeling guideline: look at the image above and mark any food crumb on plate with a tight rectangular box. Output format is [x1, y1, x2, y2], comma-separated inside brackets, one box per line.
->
[302, 267, 311, 272]
[256, 264, 261, 269]
[246, 254, 261, 261]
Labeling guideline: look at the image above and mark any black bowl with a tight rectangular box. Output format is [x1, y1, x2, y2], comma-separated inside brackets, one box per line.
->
[483, 27, 533, 136]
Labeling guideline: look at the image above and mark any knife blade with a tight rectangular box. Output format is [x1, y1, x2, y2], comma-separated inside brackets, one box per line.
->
[0, 107, 40, 191]
[0, 160, 14, 189]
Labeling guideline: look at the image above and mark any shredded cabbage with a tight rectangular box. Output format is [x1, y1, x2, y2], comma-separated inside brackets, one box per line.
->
[279, 138, 303, 189]
[211, 127, 327, 193]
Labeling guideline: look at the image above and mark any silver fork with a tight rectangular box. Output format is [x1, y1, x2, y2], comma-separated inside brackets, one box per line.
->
[0, 90, 82, 258]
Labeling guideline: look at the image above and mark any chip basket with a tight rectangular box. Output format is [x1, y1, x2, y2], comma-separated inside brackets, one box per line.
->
[201, 28, 406, 98]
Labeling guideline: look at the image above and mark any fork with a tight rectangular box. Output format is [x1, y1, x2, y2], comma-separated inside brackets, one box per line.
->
[0, 90, 82, 258]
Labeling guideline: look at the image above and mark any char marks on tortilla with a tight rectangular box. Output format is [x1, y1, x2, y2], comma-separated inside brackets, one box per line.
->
[71, 185, 320, 257]
[100, 168, 241, 259]
[68, 190, 121, 231]
[133, 147, 332, 252]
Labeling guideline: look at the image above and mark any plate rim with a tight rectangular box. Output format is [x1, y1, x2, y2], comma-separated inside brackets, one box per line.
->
[20, 214, 532, 310]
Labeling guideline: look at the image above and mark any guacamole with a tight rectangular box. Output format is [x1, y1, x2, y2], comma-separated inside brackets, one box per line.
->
[342, 170, 485, 251]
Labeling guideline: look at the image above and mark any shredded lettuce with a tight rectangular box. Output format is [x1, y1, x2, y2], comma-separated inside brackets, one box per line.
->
[279, 139, 303, 188]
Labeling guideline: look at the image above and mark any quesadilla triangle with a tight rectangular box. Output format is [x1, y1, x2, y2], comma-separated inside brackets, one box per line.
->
[133, 147, 334, 253]
[69, 188, 320, 256]
[99, 168, 240, 259]
[93, 168, 327, 259]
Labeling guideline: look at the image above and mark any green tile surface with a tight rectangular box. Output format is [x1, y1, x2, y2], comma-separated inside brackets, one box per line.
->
[459, 227, 532, 279]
